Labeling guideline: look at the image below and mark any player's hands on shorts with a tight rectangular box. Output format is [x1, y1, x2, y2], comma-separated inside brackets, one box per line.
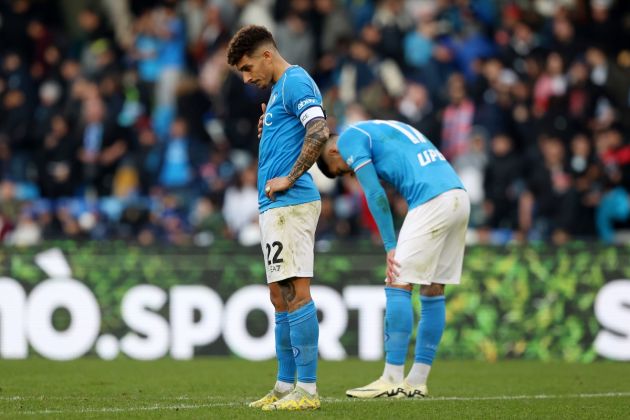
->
[258, 103, 266, 139]
[385, 249, 401, 283]
[265, 176, 292, 201]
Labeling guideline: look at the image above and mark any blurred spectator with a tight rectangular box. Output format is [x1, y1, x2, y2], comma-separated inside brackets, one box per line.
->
[568, 132, 598, 236]
[30, 81, 64, 145]
[76, 7, 116, 79]
[276, 11, 315, 72]
[0, 89, 31, 180]
[483, 133, 522, 231]
[336, 39, 378, 105]
[153, 3, 186, 120]
[312, 0, 352, 66]
[132, 10, 161, 111]
[565, 59, 596, 134]
[520, 136, 577, 243]
[190, 195, 228, 245]
[76, 97, 129, 195]
[471, 57, 514, 138]
[188, 3, 229, 64]
[586, 46, 630, 134]
[370, 0, 413, 64]
[595, 126, 630, 243]
[0, 181, 20, 235]
[454, 128, 488, 227]
[548, 14, 582, 66]
[533, 52, 567, 116]
[398, 83, 440, 145]
[37, 115, 78, 198]
[404, 10, 435, 71]
[222, 164, 258, 238]
[441, 73, 475, 162]
[7, 209, 41, 246]
[199, 143, 236, 198]
[502, 21, 543, 77]
[157, 117, 200, 195]
[586, 0, 624, 56]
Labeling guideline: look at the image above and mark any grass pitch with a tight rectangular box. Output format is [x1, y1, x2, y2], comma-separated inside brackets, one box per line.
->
[1, 358, 629, 419]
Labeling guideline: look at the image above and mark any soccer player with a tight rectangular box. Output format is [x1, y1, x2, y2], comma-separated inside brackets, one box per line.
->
[226, 25, 329, 410]
[317, 120, 469, 398]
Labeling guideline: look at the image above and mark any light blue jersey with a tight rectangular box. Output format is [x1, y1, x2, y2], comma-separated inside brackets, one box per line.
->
[258, 66, 322, 212]
[338, 120, 464, 210]
[336, 120, 464, 251]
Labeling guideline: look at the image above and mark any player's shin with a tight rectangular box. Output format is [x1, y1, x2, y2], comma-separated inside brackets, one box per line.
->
[288, 300, 319, 395]
[275, 312, 295, 392]
[408, 295, 446, 386]
[383, 287, 413, 384]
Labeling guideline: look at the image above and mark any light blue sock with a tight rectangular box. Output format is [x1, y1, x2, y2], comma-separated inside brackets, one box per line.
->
[275, 312, 295, 384]
[384, 287, 413, 366]
[415, 295, 446, 365]
[288, 301, 319, 384]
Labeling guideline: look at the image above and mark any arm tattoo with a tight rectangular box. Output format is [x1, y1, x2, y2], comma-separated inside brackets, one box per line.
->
[287, 118, 330, 185]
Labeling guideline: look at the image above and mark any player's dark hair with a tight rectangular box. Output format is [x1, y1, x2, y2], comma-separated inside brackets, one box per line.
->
[316, 133, 338, 179]
[317, 154, 335, 179]
[227, 25, 276, 66]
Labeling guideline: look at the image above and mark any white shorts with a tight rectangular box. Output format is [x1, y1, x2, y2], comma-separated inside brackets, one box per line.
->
[259, 200, 321, 283]
[394, 189, 470, 285]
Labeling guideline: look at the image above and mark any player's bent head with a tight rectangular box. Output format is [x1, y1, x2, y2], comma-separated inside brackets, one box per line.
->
[227, 25, 276, 67]
[317, 134, 341, 179]
[227, 25, 278, 88]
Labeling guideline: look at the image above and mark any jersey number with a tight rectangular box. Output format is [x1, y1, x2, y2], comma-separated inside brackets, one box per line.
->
[266, 241, 284, 265]
[373, 120, 428, 144]
[374, 120, 444, 166]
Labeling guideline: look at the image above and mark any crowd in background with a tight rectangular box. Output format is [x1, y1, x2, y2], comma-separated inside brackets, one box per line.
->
[0, 0, 629, 247]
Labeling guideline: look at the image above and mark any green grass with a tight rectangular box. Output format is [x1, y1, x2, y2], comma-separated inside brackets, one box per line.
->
[1, 358, 629, 419]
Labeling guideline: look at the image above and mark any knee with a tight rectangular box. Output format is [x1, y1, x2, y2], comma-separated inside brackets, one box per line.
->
[269, 288, 287, 312]
[420, 283, 445, 297]
[286, 280, 312, 312]
[388, 283, 413, 292]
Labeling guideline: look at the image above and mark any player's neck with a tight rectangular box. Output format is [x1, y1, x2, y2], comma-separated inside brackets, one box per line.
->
[272, 58, 292, 84]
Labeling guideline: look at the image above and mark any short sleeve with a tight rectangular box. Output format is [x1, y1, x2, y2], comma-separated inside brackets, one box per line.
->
[283, 69, 324, 125]
[338, 127, 373, 172]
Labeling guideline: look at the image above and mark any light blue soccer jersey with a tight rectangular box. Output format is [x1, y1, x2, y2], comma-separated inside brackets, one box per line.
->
[258, 66, 322, 212]
[338, 120, 464, 210]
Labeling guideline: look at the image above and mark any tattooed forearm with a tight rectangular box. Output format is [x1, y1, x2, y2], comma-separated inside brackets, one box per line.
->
[287, 118, 330, 185]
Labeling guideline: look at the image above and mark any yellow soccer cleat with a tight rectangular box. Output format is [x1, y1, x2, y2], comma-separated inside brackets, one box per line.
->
[401, 381, 428, 398]
[346, 378, 405, 399]
[261, 386, 321, 411]
[248, 388, 291, 408]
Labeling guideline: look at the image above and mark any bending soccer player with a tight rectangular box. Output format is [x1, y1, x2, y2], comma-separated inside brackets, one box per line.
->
[317, 120, 469, 398]
[227, 26, 329, 410]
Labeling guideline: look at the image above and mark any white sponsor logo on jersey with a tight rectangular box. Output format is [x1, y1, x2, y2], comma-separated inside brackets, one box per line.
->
[297, 98, 316, 110]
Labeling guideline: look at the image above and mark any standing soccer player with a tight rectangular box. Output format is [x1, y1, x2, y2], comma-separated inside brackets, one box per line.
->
[317, 120, 469, 398]
[227, 25, 329, 411]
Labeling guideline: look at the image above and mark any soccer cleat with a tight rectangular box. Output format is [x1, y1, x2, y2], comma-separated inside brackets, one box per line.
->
[248, 388, 291, 408]
[346, 378, 405, 399]
[261, 386, 321, 411]
[401, 381, 428, 398]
